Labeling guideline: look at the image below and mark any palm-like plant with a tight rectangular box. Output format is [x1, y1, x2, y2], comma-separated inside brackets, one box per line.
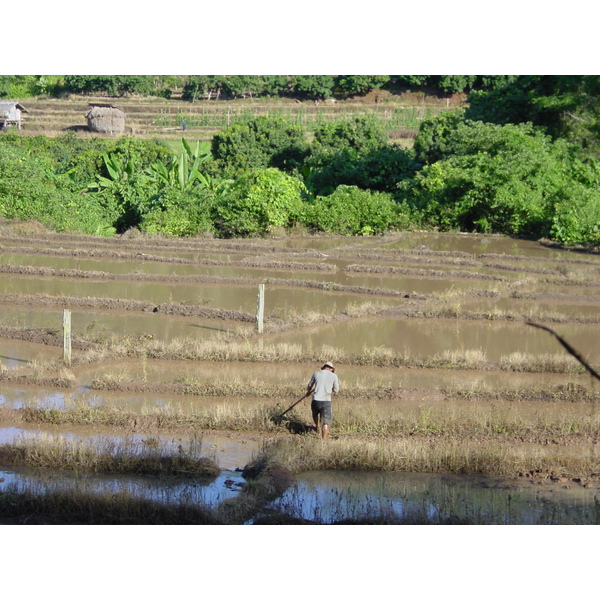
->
[146, 139, 233, 196]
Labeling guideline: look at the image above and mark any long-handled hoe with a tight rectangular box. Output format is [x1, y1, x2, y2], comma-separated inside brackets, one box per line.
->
[272, 390, 312, 425]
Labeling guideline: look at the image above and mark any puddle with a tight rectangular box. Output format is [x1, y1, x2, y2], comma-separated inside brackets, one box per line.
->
[262, 470, 600, 524]
[0, 338, 61, 368]
[0, 465, 245, 510]
[0, 423, 262, 470]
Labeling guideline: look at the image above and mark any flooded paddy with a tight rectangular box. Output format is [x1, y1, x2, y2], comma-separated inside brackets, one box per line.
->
[269, 316, 600, 363]
[264, 470, 600, 525]
[0, 304, 254, 340]
[1, 229, 599, 525]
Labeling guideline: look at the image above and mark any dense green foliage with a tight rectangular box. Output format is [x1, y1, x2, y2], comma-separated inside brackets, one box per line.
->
[404, 122, 577, 235]
[0, 142, 114, 235]
[0, 75, 550, 102]
[1, 75, 600, 247]
[211, 116, 308, 174]
[305, 116, 418, 195]
[212, 168, 306, 238]
[303, 185, 407, 236]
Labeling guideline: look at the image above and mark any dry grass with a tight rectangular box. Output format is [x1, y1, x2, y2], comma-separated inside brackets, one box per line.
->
[0, 432, 220, 477]
[251, 435, 600, 480]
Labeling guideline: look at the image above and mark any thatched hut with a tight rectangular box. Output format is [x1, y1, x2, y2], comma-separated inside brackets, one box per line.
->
[85, 103, 125, 134]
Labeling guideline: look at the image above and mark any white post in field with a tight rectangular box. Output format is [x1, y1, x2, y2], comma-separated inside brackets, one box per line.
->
[256, 284, 265, 333]
[63, 309, 72, 366]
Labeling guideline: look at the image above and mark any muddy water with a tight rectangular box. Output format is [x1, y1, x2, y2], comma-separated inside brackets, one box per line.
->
[461, 297, 600, 320]
[376, 232, 577, 259]
[263, 470, 600, 524]
[74, 358, 589, 393]
[269, 316, 600, 363]
[3, 461, 597, 524]
[0, 384, 278, 413]
[0, 465, 245, 510]
[0, 423, 261, 470]
[0, 338, 60, 368]
[0, 276, 399, 313]
[0, 304, 254, 340]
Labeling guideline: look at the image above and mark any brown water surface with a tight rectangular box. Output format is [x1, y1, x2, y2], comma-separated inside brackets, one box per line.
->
[268, 316, 600, 363]
[0, 276, 399, 313]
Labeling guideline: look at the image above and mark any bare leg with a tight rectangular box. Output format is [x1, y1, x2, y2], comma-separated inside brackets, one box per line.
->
[322, 424, 329, 439]
[313, 415, 320, 434]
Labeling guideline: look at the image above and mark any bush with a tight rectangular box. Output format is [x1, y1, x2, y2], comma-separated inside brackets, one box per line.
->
[404, 121, 583, 236]
[212, 168, 306, 238]
[302, 185, 404, 236]
[312, 116, 388, 154]
[0, 144, 114, 235]
[306, 145, 419, 197]
[412, 109, 467, 165]
[140, 189, 215, 237]
[305, 116, 400, 195]
[211, 116, 308, 174]
[551, 185, 600, 246]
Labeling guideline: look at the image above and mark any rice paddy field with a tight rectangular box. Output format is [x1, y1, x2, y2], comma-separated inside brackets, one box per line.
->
[1, 223, 600, 525]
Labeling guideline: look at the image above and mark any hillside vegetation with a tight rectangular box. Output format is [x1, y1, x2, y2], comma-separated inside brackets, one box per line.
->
[0, 75, 599, 247]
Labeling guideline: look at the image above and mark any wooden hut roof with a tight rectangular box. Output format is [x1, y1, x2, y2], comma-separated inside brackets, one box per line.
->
[0, 101, 29, 115]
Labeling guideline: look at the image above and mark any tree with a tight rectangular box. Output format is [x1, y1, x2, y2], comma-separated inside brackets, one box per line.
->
[312, 116, 388, 154]
[211, 116, 308, 174]
[403, 121, 584, 236]
[412, 109, 467, 165]
[305, 116, 407, 195]
[292, 75, 336, 99]
[335, 76, 390, 96]
[466, 75, 600, 156]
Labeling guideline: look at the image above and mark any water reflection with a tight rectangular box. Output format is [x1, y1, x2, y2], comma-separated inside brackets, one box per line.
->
[0, 466, 244, 510]
[264, 470, 600, 525]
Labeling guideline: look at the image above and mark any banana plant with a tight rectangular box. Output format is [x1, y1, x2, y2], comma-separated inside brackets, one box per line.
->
[88, 152, 136, 192]
[146, 139, 233, 195]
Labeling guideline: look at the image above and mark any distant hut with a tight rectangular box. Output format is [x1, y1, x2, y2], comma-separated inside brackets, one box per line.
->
[85, 103, 125, 134]
[0, 101, 29, 130]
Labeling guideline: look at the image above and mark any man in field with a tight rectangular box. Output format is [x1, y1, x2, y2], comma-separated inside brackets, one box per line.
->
[307, 361, 339, 439]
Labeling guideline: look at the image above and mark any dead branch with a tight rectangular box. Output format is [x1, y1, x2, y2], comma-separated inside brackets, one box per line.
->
[527, 322, 600, 382]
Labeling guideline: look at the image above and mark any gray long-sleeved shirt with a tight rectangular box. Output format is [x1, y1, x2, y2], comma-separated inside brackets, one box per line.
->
[307, 369, 340, 402]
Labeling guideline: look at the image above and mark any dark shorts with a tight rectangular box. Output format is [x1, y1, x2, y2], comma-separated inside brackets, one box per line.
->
[311, 400, 332, 426]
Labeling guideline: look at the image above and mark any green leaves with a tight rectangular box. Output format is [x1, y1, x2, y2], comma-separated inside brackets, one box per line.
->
[212, 168, 306, 238]
[302, 185, 404, 236]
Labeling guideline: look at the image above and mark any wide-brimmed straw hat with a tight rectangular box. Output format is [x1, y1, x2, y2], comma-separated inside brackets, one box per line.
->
[322, 361, 335, 370]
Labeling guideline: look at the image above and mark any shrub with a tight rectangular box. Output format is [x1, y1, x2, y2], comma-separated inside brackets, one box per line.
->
[312, 116, 388, 154]
[140, 189, 215, 237]
[212, 168, 306, 238]
[0, 144, 114, 235]
[306, 145, 419, 197]
[302, 185, 404, 236]
[551, 185, 600, 246]
[404, 122, 582, 237]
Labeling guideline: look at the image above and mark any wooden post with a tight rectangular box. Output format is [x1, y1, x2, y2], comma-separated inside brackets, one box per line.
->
[63, 309, 72, 367]
[256, 284, 265, 333]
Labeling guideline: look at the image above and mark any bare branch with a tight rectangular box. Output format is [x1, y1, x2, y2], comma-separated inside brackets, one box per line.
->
[526, 322, 600, 382]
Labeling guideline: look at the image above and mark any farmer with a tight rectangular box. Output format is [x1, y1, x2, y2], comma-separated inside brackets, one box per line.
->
[307, 361, 339, 439]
